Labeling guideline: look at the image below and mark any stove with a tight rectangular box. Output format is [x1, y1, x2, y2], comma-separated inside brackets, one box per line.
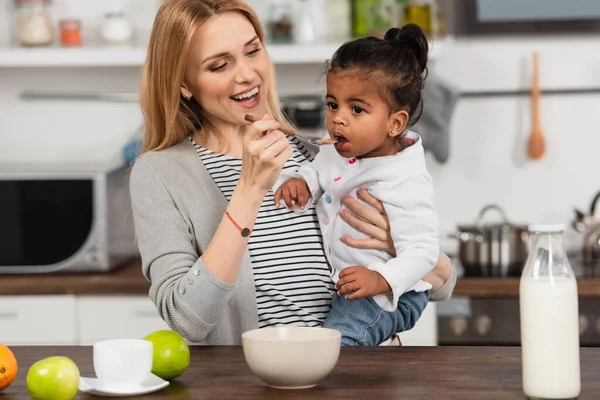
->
[438, 253, 600, 346]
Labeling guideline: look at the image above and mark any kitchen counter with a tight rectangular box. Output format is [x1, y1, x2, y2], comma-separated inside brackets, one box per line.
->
[0, 258, 149, 295]
[2, 258, 600, 298]
[452, 250, 600, 298]
[455, 276, 600, 298]
[3, 346, 600, 399]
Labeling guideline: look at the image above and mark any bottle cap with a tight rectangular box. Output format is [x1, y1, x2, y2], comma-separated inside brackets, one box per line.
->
[528, 224, 564, 233]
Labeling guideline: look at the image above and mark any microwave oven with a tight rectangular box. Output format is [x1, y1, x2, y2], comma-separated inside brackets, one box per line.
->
[0, 162, 137, 274]
[451, 0, 600, 35]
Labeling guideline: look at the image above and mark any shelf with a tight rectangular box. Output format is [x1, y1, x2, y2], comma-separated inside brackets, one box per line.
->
[0, 46, 147, 67]
[0, 38, 449, 68]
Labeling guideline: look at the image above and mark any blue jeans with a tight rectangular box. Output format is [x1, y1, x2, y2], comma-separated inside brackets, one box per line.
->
[323, 290, 430, 346]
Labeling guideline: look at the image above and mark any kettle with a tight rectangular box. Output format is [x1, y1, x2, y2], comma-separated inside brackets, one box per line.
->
[572, 191, 600, 267]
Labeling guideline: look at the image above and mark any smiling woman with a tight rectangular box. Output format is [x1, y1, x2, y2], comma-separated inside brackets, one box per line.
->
[179, 13, 273, 154]
[139, 0, 292, 154]
[130, 0, 457, 345]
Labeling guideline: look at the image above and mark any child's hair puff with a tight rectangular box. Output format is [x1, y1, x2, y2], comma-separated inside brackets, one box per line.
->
[326, 24, 429, 127]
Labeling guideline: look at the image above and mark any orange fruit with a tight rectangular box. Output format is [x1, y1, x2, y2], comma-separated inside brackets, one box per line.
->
[0, 344, 17, 391]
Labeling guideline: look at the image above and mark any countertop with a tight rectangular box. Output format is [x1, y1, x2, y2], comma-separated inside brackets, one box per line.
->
[2, 258, 600, 298]
[0, 258, 149, 295]
[4, 346, 600, 399]
[454, 277, 600, 298]
[454, 259, 600, 298]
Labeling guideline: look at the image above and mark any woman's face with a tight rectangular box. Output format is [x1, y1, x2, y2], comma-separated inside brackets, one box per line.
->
[182, 12, 270, 130]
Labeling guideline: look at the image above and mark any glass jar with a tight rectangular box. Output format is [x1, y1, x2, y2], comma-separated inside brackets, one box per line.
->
[267, 0, 294, 44]
[519, 224, 581, 400]
[403, 1, 433, 36]
[14, 0, 53, 47]
[368, 0, 396, 39]
[60, 19, 82, 47]
[100, 9, 134, 45]
[350, 0, 372, 38]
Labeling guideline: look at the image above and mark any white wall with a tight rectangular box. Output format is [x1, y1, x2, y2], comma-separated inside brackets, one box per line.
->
[0, 0, 162, 166]
[431, 37, 600, 251]
[1, 1, 598, 253]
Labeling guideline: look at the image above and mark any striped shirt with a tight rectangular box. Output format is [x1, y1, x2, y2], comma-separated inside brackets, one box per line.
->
[191, 137, 334, 328]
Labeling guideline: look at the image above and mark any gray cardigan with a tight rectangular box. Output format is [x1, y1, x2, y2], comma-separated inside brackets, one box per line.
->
[129, 138, 457, 345]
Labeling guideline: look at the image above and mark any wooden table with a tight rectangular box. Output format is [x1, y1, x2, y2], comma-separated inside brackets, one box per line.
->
[3, 346, 599, 399]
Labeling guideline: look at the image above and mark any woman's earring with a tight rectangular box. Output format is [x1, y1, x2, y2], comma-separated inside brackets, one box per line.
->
[185, 93, 192, 100]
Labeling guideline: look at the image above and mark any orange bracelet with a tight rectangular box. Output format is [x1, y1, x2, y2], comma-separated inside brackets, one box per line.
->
[225, 210, 252, 237]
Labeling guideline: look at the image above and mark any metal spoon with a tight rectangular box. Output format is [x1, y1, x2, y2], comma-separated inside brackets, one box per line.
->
[244, 114, 337, 146]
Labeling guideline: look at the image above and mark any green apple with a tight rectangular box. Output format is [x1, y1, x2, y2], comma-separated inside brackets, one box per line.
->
[144, 330, 190, 380]
[26, 356, 79, 400]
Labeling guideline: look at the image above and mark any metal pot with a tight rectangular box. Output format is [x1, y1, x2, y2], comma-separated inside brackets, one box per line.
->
[450, 204, 529, 277]
[280, 96, 324, 129]
[572, 190, 600, 268]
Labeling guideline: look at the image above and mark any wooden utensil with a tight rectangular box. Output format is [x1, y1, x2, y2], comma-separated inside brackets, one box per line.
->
[244, 114, 338, 145]
[528, 51, 546, 160]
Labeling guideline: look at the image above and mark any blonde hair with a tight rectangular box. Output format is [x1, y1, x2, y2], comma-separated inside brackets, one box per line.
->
[139, 0, 293, 154]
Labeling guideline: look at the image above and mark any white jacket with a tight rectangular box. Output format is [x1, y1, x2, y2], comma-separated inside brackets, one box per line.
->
[273, 131, 439, 312]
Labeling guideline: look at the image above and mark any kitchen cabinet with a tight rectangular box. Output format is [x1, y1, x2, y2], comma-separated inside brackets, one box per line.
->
[0, 294, 438, 346]
[76, 295, 170, 345]
[399, 303, 438, 346]
[0, 295, 168, 345]
[0, 295, 77, 345]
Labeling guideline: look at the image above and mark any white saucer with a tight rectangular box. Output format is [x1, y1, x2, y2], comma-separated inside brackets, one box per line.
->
[79, 373, 169, 397]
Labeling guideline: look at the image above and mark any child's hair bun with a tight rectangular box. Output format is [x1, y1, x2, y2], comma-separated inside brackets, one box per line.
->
[384, 24, 428, 75]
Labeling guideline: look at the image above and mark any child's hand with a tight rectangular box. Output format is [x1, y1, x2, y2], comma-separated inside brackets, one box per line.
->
[274, 178, 311, 210]
[334, 266, 392, 300]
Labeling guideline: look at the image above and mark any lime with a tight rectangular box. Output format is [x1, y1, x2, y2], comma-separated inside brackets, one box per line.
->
[144, 330, 190, 380]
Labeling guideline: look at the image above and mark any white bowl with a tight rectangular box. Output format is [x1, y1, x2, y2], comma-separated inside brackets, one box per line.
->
[242, 326, 341, 389]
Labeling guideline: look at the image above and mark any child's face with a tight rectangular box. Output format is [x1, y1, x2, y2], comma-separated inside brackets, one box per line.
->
[325, 73, 405, 159]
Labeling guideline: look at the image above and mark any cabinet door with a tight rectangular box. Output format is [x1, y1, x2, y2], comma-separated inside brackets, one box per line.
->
[76, 296, 171, 345]
[399, 302, 438, 346]
[0, 295, 77, 345]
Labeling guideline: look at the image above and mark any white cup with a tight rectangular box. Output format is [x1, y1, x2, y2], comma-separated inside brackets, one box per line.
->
[93, 339, 153, 388]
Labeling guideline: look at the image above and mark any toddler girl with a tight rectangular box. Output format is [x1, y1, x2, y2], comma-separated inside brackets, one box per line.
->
[273, 24, 438, 346]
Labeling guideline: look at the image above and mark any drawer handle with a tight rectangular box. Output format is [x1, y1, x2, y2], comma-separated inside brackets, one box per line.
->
[0, 312, 18, 320]
[133, 311, 159, 318]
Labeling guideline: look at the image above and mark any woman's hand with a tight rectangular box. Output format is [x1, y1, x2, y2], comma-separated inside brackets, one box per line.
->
[340, 188, 453, 294]
[338, 188, 395, 255]
[423, 253, 452, 293]
[239, 114, 293, 195]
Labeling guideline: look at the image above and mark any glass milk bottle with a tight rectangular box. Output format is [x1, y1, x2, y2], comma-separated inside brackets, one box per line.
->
[520, 224, 580, 399]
